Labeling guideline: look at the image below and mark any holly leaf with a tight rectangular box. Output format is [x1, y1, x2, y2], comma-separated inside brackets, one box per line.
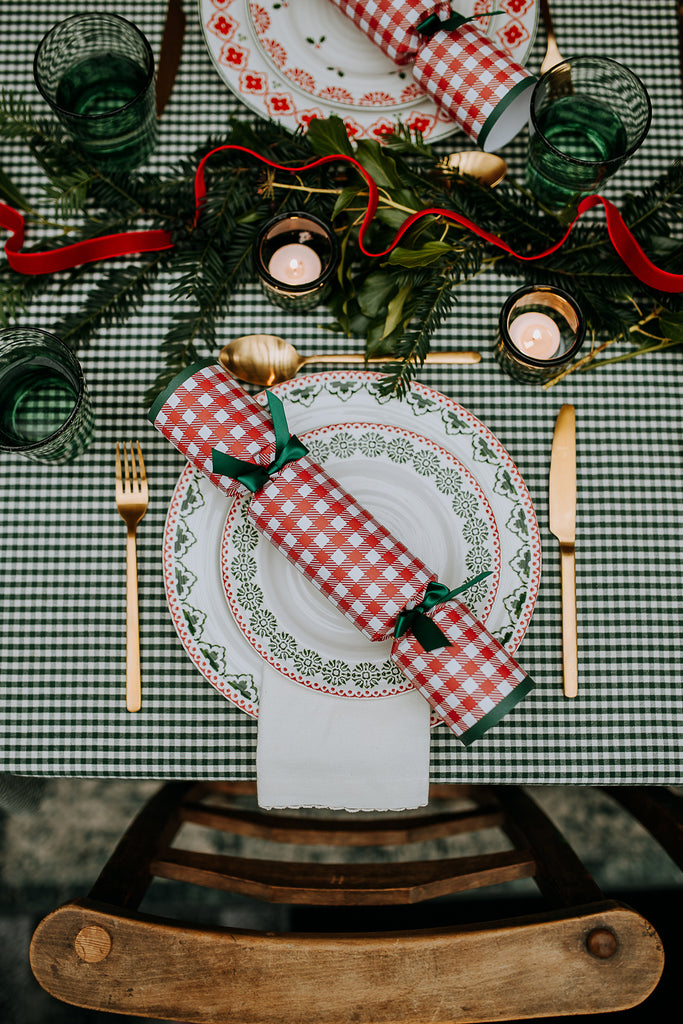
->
[305, 115, 354, 157]
[388, 241, 452, 267]
[357, 271, 399, 318]
[332, 185, 362, 219]
[354, 139, 403, 189]
[656, 308, 683, 344]
[382, 281, 412, 339]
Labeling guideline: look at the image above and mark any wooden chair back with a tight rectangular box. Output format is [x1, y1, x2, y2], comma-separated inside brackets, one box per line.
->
[30, 782, 673, 1023]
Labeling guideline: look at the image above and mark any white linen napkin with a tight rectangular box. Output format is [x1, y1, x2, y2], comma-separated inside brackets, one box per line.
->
[256, 666, 431, 812]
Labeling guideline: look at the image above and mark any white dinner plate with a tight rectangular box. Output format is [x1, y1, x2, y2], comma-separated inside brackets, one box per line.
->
[220, 420, 502, 698]
[162, 372, 542, 719]
[198, 0, 538, 142]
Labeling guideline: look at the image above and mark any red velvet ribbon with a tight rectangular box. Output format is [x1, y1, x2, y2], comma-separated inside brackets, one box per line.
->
[2, 144, 682, 292]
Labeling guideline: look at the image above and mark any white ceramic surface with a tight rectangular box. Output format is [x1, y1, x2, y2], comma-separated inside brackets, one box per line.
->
[162, 372, 542, 719]
[198, 0, 538, 141]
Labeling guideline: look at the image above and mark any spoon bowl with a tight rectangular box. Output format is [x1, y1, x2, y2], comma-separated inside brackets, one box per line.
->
[219, 335, 481, 388]
[440, 151, 508, 188]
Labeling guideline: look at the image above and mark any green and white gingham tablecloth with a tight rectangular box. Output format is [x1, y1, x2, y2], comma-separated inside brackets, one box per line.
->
[1, 0, 681, 782]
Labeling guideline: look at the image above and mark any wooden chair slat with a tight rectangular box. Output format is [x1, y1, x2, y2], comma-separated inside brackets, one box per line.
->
[179, 801, 505, 846]
[492, 786, 604, 907]
[30, 898, 665, 1024]
[149, 847, 537, 905]
[30, 783, 675, 1021]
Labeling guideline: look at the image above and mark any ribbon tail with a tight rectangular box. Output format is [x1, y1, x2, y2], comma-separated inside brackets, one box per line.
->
[0, 201, 174, 276]
[579, 194, 683, 293]
[411, 615, 452, 652]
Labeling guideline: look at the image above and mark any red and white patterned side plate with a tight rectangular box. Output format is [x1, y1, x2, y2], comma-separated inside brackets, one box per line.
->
[199, 0, 538, 141]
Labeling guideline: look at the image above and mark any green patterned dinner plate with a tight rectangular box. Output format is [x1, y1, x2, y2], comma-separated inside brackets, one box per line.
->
[220, 421, 501, 698]
[162, 372, 541, 718]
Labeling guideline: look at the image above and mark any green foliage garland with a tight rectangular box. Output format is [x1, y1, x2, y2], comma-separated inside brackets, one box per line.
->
[1, 88, 682, 400]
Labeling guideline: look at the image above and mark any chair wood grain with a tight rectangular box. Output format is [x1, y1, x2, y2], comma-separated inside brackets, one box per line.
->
[31, 897, 664, 1024]
[29, 783, 670, 1022]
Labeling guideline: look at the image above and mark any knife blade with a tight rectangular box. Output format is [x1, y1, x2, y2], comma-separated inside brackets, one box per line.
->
[549, 404, 578, 698]
[156, 0, 186, 119]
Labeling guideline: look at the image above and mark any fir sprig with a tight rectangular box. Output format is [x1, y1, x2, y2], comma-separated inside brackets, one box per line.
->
[1, 88, 682, 401]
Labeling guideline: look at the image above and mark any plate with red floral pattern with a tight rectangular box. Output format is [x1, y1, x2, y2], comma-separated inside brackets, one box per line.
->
[199, 0, 538, 142]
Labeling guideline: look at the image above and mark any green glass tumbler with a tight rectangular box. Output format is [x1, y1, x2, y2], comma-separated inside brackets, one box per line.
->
[33, 13, 157, 170]
[526, 56, 651, 209]
[0, 328, 94, 464]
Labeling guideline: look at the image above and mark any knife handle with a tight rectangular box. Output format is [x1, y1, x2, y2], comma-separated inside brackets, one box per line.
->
[559, 545, 578, 698]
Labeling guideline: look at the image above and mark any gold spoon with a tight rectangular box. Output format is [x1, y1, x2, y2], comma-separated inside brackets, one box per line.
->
[219, 334, 481, 388]
[439, 151, 508, 187]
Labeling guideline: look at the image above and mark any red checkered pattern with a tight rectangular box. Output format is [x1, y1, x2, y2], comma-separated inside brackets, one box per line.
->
[151, 361, 533, 742]
[151, 363, 279, 499]
[328, 1, 534, 147]
[329, 0, 449, 65]
[391, 598, 529, 737]
[413, 23, 532, 144]
[249, 457, 433, 642]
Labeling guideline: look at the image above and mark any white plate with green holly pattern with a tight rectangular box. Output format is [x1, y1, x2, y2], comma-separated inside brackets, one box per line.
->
[220, 420, 502, 698]
[162, 372, 541, 719]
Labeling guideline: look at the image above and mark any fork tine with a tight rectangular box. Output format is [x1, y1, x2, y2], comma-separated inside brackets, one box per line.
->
[129, 441, 138, 493]
[136, 441, 147, 489]
[124, 441, 132, 492]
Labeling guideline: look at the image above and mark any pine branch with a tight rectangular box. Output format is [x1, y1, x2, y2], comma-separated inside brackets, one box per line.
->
[378, 272, 458, 398]
[0, 265, 56, 326]
[50, 251, 172, 349]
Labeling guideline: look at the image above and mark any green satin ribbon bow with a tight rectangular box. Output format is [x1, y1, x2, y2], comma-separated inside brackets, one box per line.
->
[394, 570, 493, 652]
[211, 391, 308, 493]
[417, 10, 503, 36]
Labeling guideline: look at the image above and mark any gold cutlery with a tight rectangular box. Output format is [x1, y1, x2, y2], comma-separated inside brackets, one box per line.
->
[539, 0, 573, 96]
[219, 334, 481, 388]
[438, 151, 508, 187]
[540, 0, 566, 73]
[549, 405, 578, 698]
[156, 0, 186, 118]
[115, 442, 149, 713]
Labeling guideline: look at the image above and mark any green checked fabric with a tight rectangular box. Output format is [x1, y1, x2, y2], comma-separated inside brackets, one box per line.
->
[0, 0, 682, 782]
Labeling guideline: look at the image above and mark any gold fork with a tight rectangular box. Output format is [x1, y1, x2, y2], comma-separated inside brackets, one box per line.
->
[115, 441, 149, 713]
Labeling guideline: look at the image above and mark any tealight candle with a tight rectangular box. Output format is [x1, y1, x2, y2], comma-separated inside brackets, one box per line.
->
[255, 211, 339, 312]
[495, 285, 585, 384]
[268, 243, 322, 287]
[508, 311, 561, 360]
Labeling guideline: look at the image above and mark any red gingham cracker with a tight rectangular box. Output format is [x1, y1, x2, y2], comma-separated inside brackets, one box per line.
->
[413, 24, 534, 149]
[328, 2, 535, 150]
[150, 361, 534, 742]
[329, 0, 450, 64]
[150, 362, 278, 499]
[249, 458, 433, 642]
[391, 599, 531, 741]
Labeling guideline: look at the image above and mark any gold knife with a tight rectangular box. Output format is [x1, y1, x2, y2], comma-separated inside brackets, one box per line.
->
[549, 404, 578, 698]
[156, 0, 186, 119]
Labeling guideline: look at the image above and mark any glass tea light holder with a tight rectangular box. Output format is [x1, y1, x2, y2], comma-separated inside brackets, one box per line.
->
[254, 212, 340, 312]
[33, 13, 157, 171]
[0, 327, 94, 463]
[495, 285, 586, 384]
